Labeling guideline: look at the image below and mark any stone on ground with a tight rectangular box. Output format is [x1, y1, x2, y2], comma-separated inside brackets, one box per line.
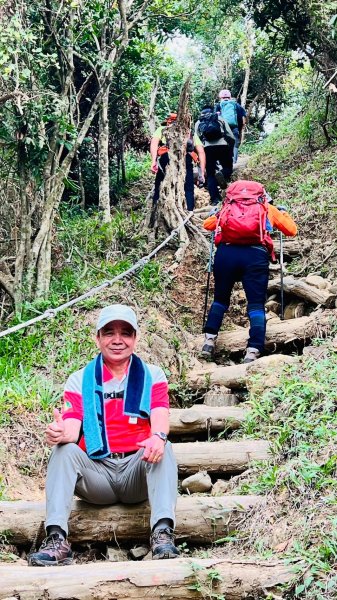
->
[181, 471, 212, 493]
[211, 479, 230, 496]
[204, 386, 239, 406]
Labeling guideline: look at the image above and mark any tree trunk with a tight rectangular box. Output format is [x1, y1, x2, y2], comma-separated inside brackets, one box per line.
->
[240, 20, 254, 109]
[0, 559, 297, 600]
[98, 85, 111, 223]
[155, 80, 191, 263]
[0, 495, 260, 545]
[78, 153, 86, 209]
[121, 135, 126, 185]
[240, 19, 254, 145]
[154, 79, 209, 264]
[148, 76, 159, 135]
[35, 225, 52, 298]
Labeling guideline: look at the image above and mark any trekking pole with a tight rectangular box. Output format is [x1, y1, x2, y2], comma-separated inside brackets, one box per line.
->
[279, 231, 284, 320]
[202, 232, 215, 330]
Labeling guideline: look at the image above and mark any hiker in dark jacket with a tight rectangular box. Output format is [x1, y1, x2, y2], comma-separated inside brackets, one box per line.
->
[201, 181, 297, 363]
[28, 304, 179, 566]
[195, 105, 235, 206]
[215, 90, 247, 164]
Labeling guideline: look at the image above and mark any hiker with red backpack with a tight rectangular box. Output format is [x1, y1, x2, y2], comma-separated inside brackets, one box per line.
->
[195, 105, 235, 205]
[201, 180, 297, 362]
[150, 113, 206, 211]
[215, 90, 247, 164]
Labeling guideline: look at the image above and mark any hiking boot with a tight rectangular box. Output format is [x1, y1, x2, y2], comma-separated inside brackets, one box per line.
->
[201, 334, 217, 359]
[243, 347, 261, 364]
[150, 528, 180, 560]
[27, 533, 73, 566]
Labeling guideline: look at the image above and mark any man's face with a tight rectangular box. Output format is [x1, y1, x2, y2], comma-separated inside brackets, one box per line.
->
[96, 320, 137, 364]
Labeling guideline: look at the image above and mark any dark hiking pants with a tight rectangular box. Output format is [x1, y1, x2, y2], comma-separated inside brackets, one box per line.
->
[153, 153, 195, 211]
[205, 145, 233, 203]
[204, 244, 269, 352]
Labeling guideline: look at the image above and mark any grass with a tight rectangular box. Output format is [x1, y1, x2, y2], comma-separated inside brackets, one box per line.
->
[246, 112, 337, 211]
[227, 343, 337, 598]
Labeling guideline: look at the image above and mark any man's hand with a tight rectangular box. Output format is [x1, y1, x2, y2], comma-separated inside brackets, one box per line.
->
[137, 435, 165, 463]
[45, 408, 65, 447]
[151, 161, 158, 174]
[197, 174, 205, 188]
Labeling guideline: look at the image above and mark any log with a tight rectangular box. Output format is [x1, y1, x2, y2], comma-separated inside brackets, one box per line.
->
[0, 495, 261, 545]
[173, 440, 270, 475]
[283, 301, 305, 320]
[188, 354, 297, 389]
[268, 276, 336, 307]
[0, 559, 297, 599]
[193, 310, 337, 354]
[274, 239, 311, 258]
[169, 405, 247, 434]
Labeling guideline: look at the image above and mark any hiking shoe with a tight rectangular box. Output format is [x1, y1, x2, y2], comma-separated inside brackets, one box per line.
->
[201, 335, 216, 359]
[243, 347, 261, 364]
[150, 528, 180, 560]
[27, 533, 73, 566]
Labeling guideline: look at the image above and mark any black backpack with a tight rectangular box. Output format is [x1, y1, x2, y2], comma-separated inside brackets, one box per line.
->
[198, 113, 223, 142]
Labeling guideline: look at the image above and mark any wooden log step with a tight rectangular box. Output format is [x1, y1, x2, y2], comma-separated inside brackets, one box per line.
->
[188, 354, 296, 390]
[0, 495, 260, 545]
[169, 405, 247, 434]
[268, 275, 336, 307]
[173, 440, 270, 475]
[0, 558, 297, 599]
[274, 238, 311, 257]
[193, 309, 337, 355]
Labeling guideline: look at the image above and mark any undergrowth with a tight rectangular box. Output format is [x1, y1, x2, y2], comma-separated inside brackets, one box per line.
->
[233, 343, 337, 599]
[244, 111, 337, 278]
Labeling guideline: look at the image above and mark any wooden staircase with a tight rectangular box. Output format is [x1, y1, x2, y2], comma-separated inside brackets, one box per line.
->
[0, 390, 298, 599]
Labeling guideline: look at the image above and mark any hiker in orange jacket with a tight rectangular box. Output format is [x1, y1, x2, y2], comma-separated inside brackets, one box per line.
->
[201, 181, 297, 362]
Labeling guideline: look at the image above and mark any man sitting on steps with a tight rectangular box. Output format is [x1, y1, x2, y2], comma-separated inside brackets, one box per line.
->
[28, 304, 179, 566]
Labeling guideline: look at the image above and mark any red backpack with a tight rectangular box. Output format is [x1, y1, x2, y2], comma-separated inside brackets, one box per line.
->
[214, 180, 274, 256]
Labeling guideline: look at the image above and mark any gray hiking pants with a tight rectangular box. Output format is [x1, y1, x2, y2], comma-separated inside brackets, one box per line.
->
[45, 442, 178, 535]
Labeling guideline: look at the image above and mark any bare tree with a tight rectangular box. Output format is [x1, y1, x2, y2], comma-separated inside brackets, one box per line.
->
[153, 79, 209, 266]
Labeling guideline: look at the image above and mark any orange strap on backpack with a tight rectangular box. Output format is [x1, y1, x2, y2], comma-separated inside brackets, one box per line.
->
[157, 146, 169, 157]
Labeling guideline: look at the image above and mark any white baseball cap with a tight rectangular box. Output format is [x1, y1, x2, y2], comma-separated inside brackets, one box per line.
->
[96, 304, 139, 332]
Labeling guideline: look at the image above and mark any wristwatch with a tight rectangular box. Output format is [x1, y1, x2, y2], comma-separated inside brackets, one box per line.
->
[153, 431, 168, 444]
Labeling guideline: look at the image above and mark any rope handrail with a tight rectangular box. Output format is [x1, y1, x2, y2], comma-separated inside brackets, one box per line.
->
[0, 214, 193, 339]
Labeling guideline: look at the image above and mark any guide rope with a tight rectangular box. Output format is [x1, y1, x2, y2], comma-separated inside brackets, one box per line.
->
[0, 214, 193, 339]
